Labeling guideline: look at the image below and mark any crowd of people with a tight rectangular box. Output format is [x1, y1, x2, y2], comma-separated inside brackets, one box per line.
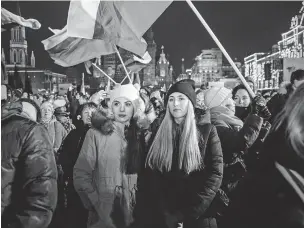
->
[2, 68, 304, 228]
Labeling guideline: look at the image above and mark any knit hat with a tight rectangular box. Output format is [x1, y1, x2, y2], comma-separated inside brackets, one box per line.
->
[204, 87, 232, 109]
[53, 99, 66, 110]
[109, 84, 139, 106]
[165, 79, 196, 107]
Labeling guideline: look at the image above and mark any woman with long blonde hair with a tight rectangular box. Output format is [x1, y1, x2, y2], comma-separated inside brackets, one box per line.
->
[133, 80, 223, 228]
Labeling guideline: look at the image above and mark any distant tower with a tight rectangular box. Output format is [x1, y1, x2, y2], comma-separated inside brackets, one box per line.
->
[156, 45, 170, 88]
[30, 51, 35, 67]
[9, 3, 28, 66]
[181, 58, 185, 74]
[142, 28, 157, 85]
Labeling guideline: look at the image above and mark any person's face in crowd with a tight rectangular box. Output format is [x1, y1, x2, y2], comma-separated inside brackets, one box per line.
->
[111, 97, 134, 124]
[293, 79, 304, 89]
[278, 84, 287, 94]
[22, 92, 28, 98]
[234, 89, 251, 107]
[222, 97, 236, 115]
[82, 107, 95, 126]
[196, 92, 206, 109]
[168, 92, 189, 123]
[41, 105, 53, 120]
[79, 96, 87, 105]
[248, 82, 254, 92]
[39, 96, 44, 103]
[29, 95, 34, 100]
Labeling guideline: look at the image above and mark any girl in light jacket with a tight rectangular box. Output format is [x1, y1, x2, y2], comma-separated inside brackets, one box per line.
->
[74, 84, 144, 228]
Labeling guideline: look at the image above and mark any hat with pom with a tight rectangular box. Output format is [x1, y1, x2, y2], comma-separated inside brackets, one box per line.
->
[204, 87, 232, 109]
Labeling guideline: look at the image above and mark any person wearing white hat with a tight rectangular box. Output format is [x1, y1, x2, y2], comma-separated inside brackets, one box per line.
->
[74, 84, 145, 228]
[203, 87, 266, 203]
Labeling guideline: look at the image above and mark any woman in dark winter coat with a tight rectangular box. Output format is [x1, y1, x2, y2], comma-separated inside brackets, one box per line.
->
[204, 87, 268, 197]
[222, 82, 304, 228]
[133, 80, 223, 228]
[56, 102, 98, 228]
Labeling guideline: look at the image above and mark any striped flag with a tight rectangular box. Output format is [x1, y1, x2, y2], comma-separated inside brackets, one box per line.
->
[1, 8, 41, 31]
[67, 0, 172, 57]
[118, 51, 152, 74]
[42, 26, 115, 67]
[43, 0, 172, 67]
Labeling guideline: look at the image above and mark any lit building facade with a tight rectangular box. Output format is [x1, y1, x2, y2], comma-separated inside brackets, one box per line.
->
[2, 25, 66, 94]
[244, 2, 304, 90]
[177, 48, 242, 88]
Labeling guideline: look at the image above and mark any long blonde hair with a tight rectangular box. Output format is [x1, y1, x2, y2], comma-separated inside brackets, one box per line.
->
[146, 101, 202, 174]
[273, 82, 304, 159]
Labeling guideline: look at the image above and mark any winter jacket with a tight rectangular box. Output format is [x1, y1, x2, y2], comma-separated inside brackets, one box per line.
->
[210, 108, 263, 163]
[133, 123, 223, 228]
[73, 116, 142, 228]
[54, 125, 91, 228]
[267, 93, 288, 124]
[221, 122, 304, 228]
[210, 107, 263, 197]
[42, 117, 68, 153]
[1, 101, 58, 228]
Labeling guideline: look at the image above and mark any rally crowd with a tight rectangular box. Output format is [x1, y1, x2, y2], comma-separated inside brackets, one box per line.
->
[2, 68, 304, 228]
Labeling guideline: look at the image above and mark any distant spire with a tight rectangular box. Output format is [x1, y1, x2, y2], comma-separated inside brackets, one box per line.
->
[159, 45, 168, 64]
[181, 58, 185, 74]
[16, 1, 22, 16]
[31, 51, 35, 67]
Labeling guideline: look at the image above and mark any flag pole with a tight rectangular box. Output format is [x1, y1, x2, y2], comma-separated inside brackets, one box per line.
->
[115, 46, 132, 84]
[92, 63, 117, 85]
[120, 71, 132, 84]
[185, 0, 255, 98]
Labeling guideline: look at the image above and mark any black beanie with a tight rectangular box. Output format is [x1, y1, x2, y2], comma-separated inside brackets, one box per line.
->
[165, 79, 196, 107]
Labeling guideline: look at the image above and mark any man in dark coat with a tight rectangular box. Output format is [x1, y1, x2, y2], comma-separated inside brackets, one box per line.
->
[267, 69, 304, 124]
[1, 100, 58, 228]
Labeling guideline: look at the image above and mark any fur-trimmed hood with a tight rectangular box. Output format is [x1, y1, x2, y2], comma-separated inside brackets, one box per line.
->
[91, 108, 115, 135]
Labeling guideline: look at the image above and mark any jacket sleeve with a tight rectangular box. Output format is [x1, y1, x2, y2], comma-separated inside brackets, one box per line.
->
[182, 125, 224, 219]
[73, 129, 99, 210]
[10, 124, 58, 228]
[216, 114, 263, 159]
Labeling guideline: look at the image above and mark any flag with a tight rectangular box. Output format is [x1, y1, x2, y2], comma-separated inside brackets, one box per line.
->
[67, 0, 172, 57]
[42, 26, 115, 67]
[118, 51, 152, 73]
[1, 8, 41, 31]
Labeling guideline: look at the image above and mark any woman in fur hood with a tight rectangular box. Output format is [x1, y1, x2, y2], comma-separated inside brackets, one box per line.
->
[73, 84, 145, 228]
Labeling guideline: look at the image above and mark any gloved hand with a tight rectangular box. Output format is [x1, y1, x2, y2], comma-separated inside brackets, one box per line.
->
[251, 96, 271, 119]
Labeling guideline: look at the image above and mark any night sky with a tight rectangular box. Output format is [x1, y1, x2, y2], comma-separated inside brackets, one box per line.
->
[1, 1, 302, 75]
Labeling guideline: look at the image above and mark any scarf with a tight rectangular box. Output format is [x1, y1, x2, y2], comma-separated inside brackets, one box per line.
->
[210, 106, 244, 130]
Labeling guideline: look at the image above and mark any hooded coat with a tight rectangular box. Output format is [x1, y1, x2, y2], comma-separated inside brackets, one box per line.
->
[1, 101, 58, 228]
[73, 112, 143, 228]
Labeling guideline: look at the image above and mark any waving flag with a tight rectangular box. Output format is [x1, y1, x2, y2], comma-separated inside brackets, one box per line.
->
[67, 0, 172, 56]
[118, 51, 152, 73]
[1, 8, 41, 32]
[42, 26, 115, 67]
[43, 0, 172, 67]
